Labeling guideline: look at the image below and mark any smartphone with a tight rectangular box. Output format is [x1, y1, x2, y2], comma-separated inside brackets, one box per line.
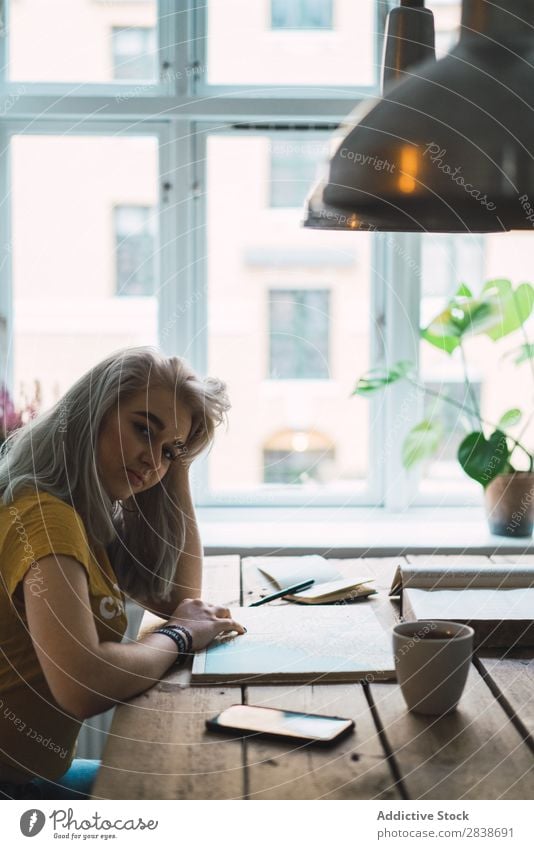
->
[206, 704, 355, 746]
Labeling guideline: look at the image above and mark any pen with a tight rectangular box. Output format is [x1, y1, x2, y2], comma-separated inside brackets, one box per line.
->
[249, 579, 315, 607]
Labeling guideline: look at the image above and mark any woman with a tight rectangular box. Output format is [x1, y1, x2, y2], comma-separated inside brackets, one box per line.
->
[0, 347, 245, 799]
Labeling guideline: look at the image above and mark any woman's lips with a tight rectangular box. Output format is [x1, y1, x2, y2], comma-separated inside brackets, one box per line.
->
[126, 468, 144, 487]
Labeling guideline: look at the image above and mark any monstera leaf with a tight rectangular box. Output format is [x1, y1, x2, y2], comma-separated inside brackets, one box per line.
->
[402, 420, 443, 469]
[352, 361, 412, 396]
[421, 292, 498, 354]
[481, 279, 534, 341]
[457, 430, 511, 486]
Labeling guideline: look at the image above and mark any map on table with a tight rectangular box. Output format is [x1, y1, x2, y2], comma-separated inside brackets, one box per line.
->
[191, 604, 396, 684]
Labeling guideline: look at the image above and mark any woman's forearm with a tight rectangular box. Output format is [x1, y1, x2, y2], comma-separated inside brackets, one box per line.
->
[69, 632, 182, 719]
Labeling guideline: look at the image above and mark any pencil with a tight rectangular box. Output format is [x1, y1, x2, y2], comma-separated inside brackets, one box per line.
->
[249, 579, 315, 607]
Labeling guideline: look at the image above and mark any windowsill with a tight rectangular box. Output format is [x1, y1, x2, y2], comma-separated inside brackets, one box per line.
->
[197, 506, 534, 556]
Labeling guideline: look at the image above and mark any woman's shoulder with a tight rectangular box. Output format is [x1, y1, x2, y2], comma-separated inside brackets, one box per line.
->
[2, 490, 89, 541]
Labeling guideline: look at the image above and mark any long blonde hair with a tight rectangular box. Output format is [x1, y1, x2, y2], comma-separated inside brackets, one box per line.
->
[0, 347, 230, 599]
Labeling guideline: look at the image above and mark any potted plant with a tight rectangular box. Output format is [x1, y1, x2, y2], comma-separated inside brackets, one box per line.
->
[353, 278, 534, 536]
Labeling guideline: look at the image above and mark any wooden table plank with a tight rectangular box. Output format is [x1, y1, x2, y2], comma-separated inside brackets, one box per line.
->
[241, 556, 402, 799]
[94, 555, 243, 800]
[93, 684, 244, 800]
[368, 665, 534, 799]
[476, 656, 534, 742]
[245, 684, 402, 800]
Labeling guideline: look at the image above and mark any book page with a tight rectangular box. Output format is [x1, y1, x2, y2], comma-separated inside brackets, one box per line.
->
[255, 555, 341, 590]
[391, 564, 534, 593]
[192, 605, 395, 683]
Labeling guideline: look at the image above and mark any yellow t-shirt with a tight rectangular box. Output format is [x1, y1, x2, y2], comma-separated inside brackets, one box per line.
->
[0, 490, 127, 781]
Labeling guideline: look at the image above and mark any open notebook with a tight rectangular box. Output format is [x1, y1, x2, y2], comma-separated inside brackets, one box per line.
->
[251, 555, 376, 604]
[192, 604, 395, 684]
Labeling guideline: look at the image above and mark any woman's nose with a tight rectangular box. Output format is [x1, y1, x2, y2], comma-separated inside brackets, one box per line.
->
[140, 445, 162, 471]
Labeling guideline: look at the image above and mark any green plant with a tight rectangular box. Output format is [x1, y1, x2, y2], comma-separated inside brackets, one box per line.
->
[353, 279, 534, 487]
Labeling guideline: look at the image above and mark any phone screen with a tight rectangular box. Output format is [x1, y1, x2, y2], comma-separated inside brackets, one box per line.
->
[211, 704, 353, 742]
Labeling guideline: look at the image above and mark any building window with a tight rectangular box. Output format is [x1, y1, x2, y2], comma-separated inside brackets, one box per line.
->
[271, 0, 334, 30]
[263, 430, 335, 484]
[115, 206, 156, 297]
[269, 289, 330, 379]
[270, 139, 327, 208]
[112, 27, 157, 80]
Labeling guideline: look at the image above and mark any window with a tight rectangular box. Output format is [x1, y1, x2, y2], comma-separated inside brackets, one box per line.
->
[206, 0, 376, 86]
[271, 0, 333, 30]
[270, 139, 327, 208]
[269, 289, 330, 379]
[204, 133, 371, 498]
[10, 136, 159, 408]
[263, 430, 335, 484]
[112, 27, 157, 81]
[115, 206, 156, 297]
[13, 1, 531, 511]
[7, 1, 158, 83]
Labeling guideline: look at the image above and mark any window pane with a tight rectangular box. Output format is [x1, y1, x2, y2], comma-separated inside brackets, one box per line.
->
[112, 27, 157, 81]
[11, 136, 159, 409]
[419, 232, 534, 499]
[271, 0, 333, 30]
[270, 139, 325, 208]
[269, 289, 329, 379]
[115, 206, 157, 296]
[432, 0, 462, 57]
[207, 0, 376, 86]
[206, 133, 371, 498]
[8, 1, 158, 83]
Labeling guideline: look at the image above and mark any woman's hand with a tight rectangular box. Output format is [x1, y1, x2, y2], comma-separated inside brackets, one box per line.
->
[167, 598, 246, 652]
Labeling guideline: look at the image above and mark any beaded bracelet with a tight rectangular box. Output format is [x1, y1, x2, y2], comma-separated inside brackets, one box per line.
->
[154, 626, 190, 666]
[165, 624, 193, 655]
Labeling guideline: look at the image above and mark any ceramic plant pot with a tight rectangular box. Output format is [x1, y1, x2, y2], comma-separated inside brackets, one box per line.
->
[484, 472, 534, 537]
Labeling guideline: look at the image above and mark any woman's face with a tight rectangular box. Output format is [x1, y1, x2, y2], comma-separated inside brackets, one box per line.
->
[97, 386, 193, 500]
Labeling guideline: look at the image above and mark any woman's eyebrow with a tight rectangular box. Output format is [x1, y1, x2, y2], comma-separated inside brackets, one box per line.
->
[132, 410, 165, 430]
[133, 410, 187, 445]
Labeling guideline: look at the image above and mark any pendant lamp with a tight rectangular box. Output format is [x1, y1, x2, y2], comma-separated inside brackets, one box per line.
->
[322, 0, 534, 233]
[304, 0, 436, 231]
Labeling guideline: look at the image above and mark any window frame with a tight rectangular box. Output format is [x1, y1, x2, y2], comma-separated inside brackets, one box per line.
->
[0, 1, 480, 512]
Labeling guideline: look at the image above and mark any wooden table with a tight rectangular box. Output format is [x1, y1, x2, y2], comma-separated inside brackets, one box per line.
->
[93, 555, 534, 800]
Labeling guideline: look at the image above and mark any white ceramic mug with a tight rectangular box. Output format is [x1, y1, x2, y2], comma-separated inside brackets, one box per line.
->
[393, 620, 475, 716]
